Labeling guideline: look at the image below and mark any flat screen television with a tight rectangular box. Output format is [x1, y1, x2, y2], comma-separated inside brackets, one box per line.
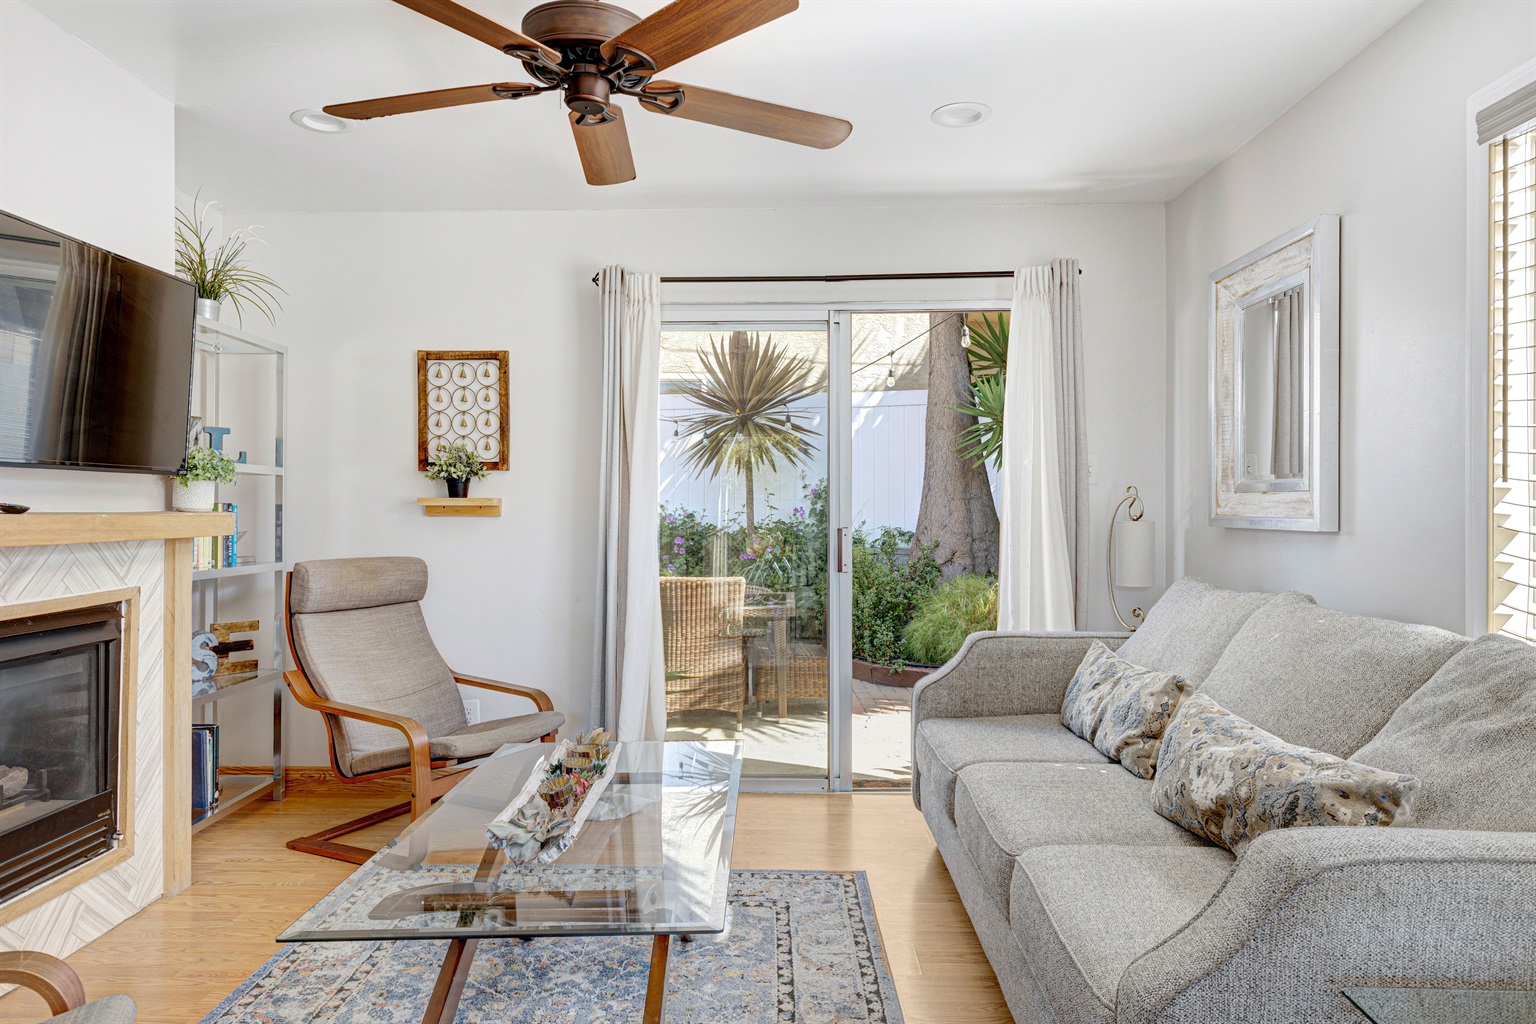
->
[0, 209, 195, 475]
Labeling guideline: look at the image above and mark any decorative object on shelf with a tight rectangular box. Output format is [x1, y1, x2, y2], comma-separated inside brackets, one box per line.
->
[210, 620, 259, 684]
[1107, 485, 1154, 631]
[0, 503, 28, 515]
[219, 503, 239, 567]
[417, 497, 502, 517]
[172, 445, 237, 512]
[191, 630, 219, 697]
[201, 426, 249, 465]
[418, 351, 510, 471]
[315, 0, 851, 188]
[424, 439, 489, 498]
[174, 192, 286, 326]
[485, 737, 621, 863]
[1210, 215, 1339, 532]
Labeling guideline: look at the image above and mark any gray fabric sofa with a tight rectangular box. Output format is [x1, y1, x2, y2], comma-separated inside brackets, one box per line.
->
[912, 577, 1536, 1024]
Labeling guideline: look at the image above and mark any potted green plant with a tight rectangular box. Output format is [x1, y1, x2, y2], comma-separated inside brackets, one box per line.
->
[172, 445, 237, 512]
[174, 193, 285, 325]
[425, 440, 488, 497]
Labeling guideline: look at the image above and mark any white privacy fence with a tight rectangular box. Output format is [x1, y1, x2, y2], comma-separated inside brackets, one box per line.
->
[659, 389, 1003, 534]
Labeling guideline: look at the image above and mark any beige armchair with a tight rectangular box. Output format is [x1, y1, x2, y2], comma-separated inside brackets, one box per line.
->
[283, 556, 564, 863]
[0, 951, 135, 1023]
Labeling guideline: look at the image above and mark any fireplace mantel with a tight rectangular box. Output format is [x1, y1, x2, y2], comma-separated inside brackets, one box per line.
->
[0, 510, 232, 951]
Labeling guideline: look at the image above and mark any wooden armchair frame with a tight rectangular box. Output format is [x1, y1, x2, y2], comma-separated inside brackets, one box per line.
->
[0, 951, 86, 1017]
[282, 573, 558, 864]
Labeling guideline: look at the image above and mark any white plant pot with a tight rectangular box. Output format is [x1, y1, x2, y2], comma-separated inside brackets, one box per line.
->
[194, 297, 222, 321]
[171, 479, 216, 512]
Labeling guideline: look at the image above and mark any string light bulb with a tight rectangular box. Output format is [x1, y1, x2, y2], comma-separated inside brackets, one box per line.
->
[961, 322, 971, 349]
[885, 353, 897, 389]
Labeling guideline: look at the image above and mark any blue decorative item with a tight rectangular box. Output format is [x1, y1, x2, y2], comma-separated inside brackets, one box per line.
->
[202, 426, 231, 452]
[192, 630, 219, 696]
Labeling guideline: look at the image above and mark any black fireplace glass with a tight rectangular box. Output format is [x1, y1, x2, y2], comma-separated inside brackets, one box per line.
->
[0, 604, 121, 904]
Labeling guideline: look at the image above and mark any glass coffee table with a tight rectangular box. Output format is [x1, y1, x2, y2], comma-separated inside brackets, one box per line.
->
[279, 740, 743, 1024]
[1344, 987, 1536, 1023]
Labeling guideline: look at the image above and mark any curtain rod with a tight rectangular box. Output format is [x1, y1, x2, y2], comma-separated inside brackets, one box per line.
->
[588, 268, 1081, 286]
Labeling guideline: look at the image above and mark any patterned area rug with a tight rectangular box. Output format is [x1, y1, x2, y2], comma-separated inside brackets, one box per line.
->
[201, 870, 903, 1024]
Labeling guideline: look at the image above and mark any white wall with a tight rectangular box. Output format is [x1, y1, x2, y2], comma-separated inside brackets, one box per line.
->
[1166, 0, 1536, 633]
[224, 203, 1166, 764]
[0, 1, 176, 511]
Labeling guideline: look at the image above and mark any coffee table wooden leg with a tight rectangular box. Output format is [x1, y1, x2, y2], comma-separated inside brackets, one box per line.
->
[643, 934, 671, 1024]
[423, 937, 478, 1024]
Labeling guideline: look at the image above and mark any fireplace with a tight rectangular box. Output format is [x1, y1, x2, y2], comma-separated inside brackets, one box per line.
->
[0, 603, 122, 906]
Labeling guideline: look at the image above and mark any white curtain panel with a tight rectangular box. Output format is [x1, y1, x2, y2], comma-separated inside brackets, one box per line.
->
[1048, 257, 1090, 626]
[595, 266, 666, 741]
[996, 264, 1077, 632]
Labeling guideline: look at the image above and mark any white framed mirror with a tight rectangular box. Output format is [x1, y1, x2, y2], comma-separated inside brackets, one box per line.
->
[1209, 216, 1339, 531]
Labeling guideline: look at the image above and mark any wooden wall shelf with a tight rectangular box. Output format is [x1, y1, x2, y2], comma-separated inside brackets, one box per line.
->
[418, 497, 501, 517]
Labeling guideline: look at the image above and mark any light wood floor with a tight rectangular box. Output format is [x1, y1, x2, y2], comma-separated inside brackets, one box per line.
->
[0, 776, 1008, 1024]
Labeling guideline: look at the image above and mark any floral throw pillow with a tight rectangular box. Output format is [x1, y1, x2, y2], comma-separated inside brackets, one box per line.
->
[1060, 640, 1192, 778]
[1151, 692, 1420, 855]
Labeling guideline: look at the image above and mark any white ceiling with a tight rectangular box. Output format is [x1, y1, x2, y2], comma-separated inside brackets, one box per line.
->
[29, 0, 1419, 213]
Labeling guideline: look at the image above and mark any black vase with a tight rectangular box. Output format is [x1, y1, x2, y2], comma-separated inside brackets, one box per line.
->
[446, 477, 470, 498]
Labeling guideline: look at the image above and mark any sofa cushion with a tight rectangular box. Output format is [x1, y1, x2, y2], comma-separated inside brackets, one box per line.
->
[1197, 591, 1469, 757]
[953, 762, 1211, 916]
[1354, 634, 1536, 831]
[1060, 640, 1191, 778]
[1152, 692, 1420, 855]
[915, 715, 1108, 823]
[1114, 577, 1294, 685]
[1009, 845, 1235, 1021]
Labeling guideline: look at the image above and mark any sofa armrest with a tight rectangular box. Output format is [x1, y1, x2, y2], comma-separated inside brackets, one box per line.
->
[909, 630, 1127, 809]
[1117, 827, 1536, 1024]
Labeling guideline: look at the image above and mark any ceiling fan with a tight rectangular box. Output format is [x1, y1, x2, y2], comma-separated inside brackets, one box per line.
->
[323, 0, 853, 186]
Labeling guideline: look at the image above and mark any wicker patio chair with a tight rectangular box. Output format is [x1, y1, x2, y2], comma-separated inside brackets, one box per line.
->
[659, 576, 749, 724]
[283, 556, 565, 863]
[744, 586, 829, 719]
[0, 951, 135, 1023]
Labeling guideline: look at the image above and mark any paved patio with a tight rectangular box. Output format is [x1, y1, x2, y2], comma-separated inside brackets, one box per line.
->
[664, 679, 914, 788]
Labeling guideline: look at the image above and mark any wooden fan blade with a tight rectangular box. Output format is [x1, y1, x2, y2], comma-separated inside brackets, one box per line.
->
[569, 110, 636, 186]
[392, 0, 561, 65]
[643, 82, 851, 149]
[601, 0, 796, 73]
[323, 84, 535, 120]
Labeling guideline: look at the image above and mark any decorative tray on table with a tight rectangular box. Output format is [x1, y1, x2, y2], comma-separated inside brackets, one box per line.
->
[485, 731, 620, 864]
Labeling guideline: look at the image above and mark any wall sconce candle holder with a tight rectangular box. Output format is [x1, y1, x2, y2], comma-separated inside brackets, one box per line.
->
[1108, 485, 1155, 631]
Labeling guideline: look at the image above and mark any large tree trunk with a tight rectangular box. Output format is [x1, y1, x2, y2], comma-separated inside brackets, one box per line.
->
[743, 459, 756, 537]
[911, 313, 1000, 579]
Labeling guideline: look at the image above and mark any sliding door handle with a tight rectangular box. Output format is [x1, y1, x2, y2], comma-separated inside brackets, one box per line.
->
[836, 527, 851, 574]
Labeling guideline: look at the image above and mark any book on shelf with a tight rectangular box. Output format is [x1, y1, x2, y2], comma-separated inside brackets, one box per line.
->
[192, 723, 221, 812]
[191, 503, 238, 570]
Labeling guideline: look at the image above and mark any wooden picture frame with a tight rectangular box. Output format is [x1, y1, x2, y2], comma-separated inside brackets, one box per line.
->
[417, 350, 511, 471]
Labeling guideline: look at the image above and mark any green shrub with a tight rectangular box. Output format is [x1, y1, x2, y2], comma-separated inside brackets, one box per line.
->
[851, 528, 940, 672]
[903, 574, 998, 666]
[175, 445, 237, 485]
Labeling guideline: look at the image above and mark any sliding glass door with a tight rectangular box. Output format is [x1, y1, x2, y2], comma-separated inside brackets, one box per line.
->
[658, 302, 1006, 790]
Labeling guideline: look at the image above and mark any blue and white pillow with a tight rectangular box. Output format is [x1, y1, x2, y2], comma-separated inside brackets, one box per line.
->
[1061, 640, 1191, 778]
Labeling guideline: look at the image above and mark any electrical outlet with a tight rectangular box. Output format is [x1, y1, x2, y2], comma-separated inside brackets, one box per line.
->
[463, 699, 481, 726]
[1088, 454, 1100, 482]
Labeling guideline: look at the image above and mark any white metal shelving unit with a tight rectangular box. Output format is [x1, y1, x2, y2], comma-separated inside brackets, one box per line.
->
[189, 314, 287, 832]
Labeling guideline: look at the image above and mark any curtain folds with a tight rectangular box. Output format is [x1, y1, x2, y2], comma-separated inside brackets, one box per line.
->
[595, 265, 666, 742]
[996, 260, 1083, 632]
[1271, 286, 1304, 479]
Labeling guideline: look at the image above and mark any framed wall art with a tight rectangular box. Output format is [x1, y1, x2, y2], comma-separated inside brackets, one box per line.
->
[417, 350, 510, 471]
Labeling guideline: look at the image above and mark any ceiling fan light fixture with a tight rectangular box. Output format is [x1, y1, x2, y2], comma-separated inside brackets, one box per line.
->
[930, 102, 992, 128]
[290, 109, 353, 134]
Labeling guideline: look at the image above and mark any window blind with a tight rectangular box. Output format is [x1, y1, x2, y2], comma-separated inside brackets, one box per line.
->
[1490, 128, 1536, 638]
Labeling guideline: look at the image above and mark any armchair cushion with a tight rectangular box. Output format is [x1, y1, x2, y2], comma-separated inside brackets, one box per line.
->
[346, 710, 566, 776]
[291, 601, 468, 777]
[289, 556, 428, 614]
[50, 996, 137, 1024]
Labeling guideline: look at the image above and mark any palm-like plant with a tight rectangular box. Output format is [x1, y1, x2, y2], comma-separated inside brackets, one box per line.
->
[952, 312, 1010, 469]
[673, 332, 822, 536]
[964, 311, 1010, 378]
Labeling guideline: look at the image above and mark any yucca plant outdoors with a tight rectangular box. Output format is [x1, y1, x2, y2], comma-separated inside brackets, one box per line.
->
[673, 332, 822, 536]
[174, 194, 285, 325]
[951, 311, 1010, 469]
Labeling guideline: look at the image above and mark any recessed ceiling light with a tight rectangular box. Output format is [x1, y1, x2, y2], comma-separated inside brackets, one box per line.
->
[930, 102, 992, 128]
[290, 109, 353, 134]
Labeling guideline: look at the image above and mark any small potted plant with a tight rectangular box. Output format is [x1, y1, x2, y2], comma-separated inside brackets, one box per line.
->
[425, 440, 488, 497]
[174, 192, 285, 325]
[172, 446, 237, 512]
